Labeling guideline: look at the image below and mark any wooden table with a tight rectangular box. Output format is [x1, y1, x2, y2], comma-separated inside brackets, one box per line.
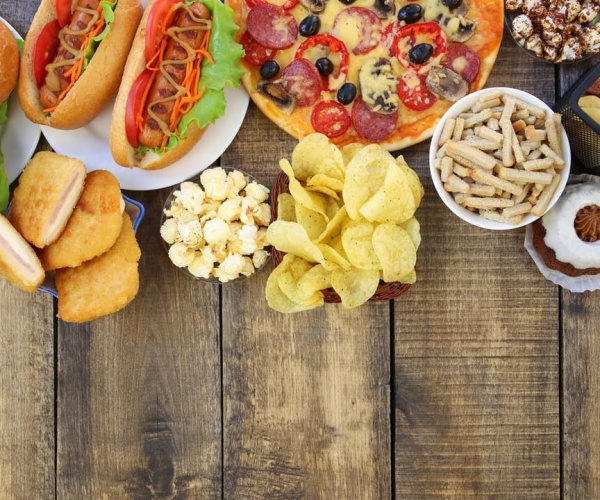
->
[2, 2, 600, 498]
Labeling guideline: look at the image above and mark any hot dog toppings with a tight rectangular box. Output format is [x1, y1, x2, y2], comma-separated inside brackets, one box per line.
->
[125, 0, 245, 152]
[240, 0, 481, 140]
[36, 0, 118, 112]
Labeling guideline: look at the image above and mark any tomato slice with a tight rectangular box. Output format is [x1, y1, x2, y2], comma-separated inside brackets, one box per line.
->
[55, 0, 73, 27]
[240, 31, 278, 66]
[33, 20, 62, 88]
[145, 0, 180, 62]
[398, 72, 436, 111]
[125, 69, 154, 148]
[310, 101, 350, 138]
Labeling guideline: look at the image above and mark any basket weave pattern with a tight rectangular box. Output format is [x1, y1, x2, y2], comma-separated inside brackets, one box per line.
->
[270, 172, 411, 303]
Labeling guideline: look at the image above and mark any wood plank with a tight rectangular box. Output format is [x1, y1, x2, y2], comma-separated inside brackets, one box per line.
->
[394, 33, 560, 498]
[221, 107, 393, 499]
[558, 54, 600, 500]
[55, 189, 222, 498]
[0, 283, 55, 499]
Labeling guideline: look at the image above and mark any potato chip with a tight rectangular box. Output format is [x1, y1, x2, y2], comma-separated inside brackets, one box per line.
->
[341, 220, 381, 270]
[331, 267, 380, 309]
[295, 203, 327, 240]
[578, 95, 600, 109]
[306, 174, 344, 193]
[317, 206, 348, 244]
[277, 193, 297, 222]
[340, 143, 364, 165]
[266, 254, 323, 313]
[298, 264, 332, 299]
[358, 163, 415, 223]
[400, 217, 421, 250]
[291, 133, 345, 181]
[343, 145, 396, 219]
[318, 242, 351, 270]
[267, 221, 324, 264]
[278, 257, 322, 305]
[306, 184, 342, 201]
[280, 159, 334, 221]
[372, 223, 416, 283]
[397, 156, 425, 208]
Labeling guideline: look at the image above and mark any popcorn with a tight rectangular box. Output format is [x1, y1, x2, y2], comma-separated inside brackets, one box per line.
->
[161, 168, 271, 282]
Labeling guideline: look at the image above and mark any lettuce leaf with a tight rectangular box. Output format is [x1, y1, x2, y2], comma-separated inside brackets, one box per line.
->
[162, 0, 246, 151]
[0, 146, 8, 213]
[0, 101, 7, 125]
[83, 0, 118, 71]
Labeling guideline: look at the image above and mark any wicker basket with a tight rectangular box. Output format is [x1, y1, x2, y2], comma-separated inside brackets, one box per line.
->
[270, 171, 412, 303]
[554, 63, 600, 174]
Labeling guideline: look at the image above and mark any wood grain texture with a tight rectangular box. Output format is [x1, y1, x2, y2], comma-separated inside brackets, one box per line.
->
[393, 34, 561, 498]
[55, 190, 222, 498]
[0, 282, 55, 499]
[558, 55, 600, 500]
[221, 109, 393, 499]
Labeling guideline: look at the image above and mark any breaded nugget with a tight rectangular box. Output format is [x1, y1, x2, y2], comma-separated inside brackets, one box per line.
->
[0, 214, 45, 292]
[0, 21, 19, 104]
[38, 170, 124, 270]
[9, 151, 86, 248]
[55, 214, 141, 323]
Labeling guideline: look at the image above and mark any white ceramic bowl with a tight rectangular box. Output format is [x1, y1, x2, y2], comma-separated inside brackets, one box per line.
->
[429, 87, 571, 230]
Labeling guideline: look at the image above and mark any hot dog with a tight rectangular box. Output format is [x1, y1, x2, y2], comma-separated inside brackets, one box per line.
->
[110, 0, 245, 170]
[18, 0, 143, 129]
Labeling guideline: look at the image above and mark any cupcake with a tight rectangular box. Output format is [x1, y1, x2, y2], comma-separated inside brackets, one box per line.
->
[525, 174, 600, 292]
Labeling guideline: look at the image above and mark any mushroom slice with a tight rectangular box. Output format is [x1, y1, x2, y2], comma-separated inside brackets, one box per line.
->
[447, 16, 477, 42]
[358, 57, 400, 114]
[256, 81, 297, 115]
[299, 0, 326, 13]
[425, 65, 469, 102]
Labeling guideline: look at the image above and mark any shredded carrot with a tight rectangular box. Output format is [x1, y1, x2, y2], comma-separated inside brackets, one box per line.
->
[43, 4, 107, 113]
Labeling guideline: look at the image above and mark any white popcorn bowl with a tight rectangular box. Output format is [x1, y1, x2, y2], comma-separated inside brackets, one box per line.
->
[160, 166, 272, 284]
[428, 87, 571, 230]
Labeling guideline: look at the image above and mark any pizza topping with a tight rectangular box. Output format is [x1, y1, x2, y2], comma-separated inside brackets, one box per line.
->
[372, 0, 396, 20]
[425, 65, 468, 101]
[331, 7, 382, 55]
[299, 14, 321, 37]
[409, 43, 434, 64]
[445, 17, 477, 42]
[280, 58, 323, 106]
[296, 34, 349, 90]
[315, 57, 334, 76]
[441, 42, 480, 83]
[397, 4, 423, 24]
[299, 0, 327, 13]
[442, 0, 463, 10]
[245, 0, 299, 9]
[257, 81, 297, 114]
[336, 82, 357, 104]
[260, 60, 281, 79]
[392, 22, 447, 70]
[398, 72, 437, 110]
[247, 4, 298, 50]
[241, 31, 279, 66]
[310, 101, 351, 137]
[351, 97, 398, 141]
[359, 57, 400, 114]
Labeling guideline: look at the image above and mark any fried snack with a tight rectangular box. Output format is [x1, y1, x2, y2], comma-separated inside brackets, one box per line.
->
[0, 214, 45, 292]
[37, 170, 124, 270]
[55, 214, 141, 323]
[8, 151, 86, 248]
[0, 21, 19, 105]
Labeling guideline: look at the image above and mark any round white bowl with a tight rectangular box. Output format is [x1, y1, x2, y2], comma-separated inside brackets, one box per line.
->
[429, 87, 571, 230]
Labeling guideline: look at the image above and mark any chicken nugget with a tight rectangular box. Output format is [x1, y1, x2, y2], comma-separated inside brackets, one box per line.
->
[55, 214, 141, 322]
[38, 170, 124, 270]
[9, 151, 86, 248]
[0, 214, 45, 292]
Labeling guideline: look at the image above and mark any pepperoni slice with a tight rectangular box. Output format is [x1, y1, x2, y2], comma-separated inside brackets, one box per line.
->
[332, 7, 382, 55]
[442, 43, 481, 84]
[398, 72, 437, 111]
[241, 31, 278, 66]
[311, 101, 351, 138]
[280, 58, 323, 107]
[351, 98, 397, 142]
[247, 4, 298, 50]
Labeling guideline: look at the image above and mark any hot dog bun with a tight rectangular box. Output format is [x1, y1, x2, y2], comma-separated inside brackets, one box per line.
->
[110, 0, 245, 170]
[0, 20, 19, 104]
[18, 0, 142, 130]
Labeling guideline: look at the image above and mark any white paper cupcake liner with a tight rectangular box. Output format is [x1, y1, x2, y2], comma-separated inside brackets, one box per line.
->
[524, 174, 600, 292]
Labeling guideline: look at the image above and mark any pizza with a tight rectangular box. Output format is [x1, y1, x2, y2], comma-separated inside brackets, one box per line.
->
[226, 0, 504, 150]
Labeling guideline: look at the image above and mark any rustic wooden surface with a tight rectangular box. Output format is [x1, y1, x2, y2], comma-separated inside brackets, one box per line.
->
[1, 1, 600, 498]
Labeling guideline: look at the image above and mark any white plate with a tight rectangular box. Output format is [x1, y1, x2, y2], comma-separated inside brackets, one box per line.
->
[0, 17, 42, 183]
[41, 85, 249, 191]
